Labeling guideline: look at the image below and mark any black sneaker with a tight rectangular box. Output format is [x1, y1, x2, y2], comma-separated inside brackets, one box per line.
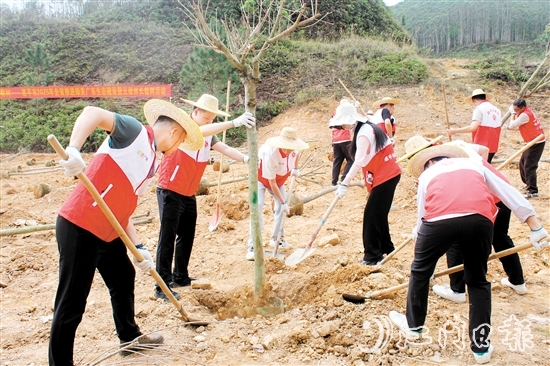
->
[154, 288, 180, 302]
[119, 333, 164, 356]
[169, 277, 196, 288]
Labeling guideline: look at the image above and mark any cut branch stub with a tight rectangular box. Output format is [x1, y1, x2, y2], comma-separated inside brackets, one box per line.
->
[34, 184, 52, 199]
[212, 161, 230, 172]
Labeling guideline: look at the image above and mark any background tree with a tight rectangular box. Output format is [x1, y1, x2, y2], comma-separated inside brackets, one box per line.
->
[178, 0, 321, 300]
[23, 43, 55, 86]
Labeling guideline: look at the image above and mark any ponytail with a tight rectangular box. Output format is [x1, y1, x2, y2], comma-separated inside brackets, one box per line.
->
[351, 121, 389, 156]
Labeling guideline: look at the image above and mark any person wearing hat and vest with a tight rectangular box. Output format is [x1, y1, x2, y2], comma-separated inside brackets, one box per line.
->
[335, 110, 401, 265]
[403, 136, 529, 303]
[154, 94, 255, 299]
[370, 97, 400, 138]
[246, 127, 309, 260]
[389, 144, 548, 365]
[506, 98, 546, 199]
[448, 89, 501, 163]
[329, 99, 361, 186]
[49, 99, 204, 365]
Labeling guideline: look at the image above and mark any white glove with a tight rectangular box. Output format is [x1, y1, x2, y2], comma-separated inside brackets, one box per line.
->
[530, 227, 549, 250]
[335, 183, 348, 198]
[354, 100, 361, 108]
[232, 112, 256, 129]
[508, 105, 516, 115]
[280, 202, 290, 214]
[132, 246, 153, 272]
[243, 155, 249, 164]
[59, 146, 86, 177]
[291, 168, 300, 177]
[412, 226, 418, 243]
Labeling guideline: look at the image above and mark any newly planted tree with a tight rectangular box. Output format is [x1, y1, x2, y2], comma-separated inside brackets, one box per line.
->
[178, 0, 321, 299]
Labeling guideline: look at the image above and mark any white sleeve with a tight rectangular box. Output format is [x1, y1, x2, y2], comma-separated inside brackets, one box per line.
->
[341, 134, 369, 185]
[508, 113, 529, 129]
[483, 166, 535, 222]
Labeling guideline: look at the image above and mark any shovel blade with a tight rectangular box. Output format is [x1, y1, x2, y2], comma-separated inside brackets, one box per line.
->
[342, 293, 368, 304]
[208, 204, 223, 232]
[285, 247, 317, 266]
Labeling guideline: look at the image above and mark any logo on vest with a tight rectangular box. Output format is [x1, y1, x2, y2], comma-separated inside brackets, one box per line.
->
[137, 150, 149, 161]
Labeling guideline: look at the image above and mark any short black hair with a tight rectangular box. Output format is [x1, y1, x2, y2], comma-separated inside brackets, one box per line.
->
[472, 94, 486, 101]
[512, 98, 527, 109]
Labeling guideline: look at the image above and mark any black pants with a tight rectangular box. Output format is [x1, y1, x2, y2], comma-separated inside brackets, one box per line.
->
[487, 152, 495, 163]
[362, 174, 400, 263]
[406, 215, 493, 353]
[331, 141, 354, 186]
[520, 141, 545, 194]
[448, 202, 524, 292]
[49, 216, 141, 366]
[156, 188, 197, 289]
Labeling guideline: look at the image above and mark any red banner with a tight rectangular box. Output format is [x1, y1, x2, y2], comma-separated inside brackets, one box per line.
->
[0, 84, 172, 99]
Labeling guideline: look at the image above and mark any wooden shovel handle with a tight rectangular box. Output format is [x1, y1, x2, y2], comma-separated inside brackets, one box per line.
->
[496, 134, 544, 170]
[48, 134, 190, 321]
[379, 236, 412, 265]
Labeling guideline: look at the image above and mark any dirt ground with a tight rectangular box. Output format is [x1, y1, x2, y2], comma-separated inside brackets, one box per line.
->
[1, 59, 549, 366]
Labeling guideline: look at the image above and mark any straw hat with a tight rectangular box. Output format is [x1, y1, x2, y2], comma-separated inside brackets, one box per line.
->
[265, 127, 309, 150]
[464, 88, 494, 103]
[143, 99, 204, 151]
[180, 94, 231, 117]
[329, 99, 367, 127]
[372, 97, 400, 110]
[398, 135, 444, 162]
[407, 144, 469, 178]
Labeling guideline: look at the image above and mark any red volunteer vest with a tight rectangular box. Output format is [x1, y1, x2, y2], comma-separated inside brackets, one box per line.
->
[59, 126, 156, 242]
[257, 148, 297, 188]
[472, 101, 501, 153]
[361, 143, 401, 192]
[157, 135, 213, 197]
[518, 107, 545, 143]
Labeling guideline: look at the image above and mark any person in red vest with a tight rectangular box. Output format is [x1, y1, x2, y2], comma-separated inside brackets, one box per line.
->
[389, 144, 548, 365]
[329, 99, 360, 186]
[506, 98, 546, 198]
[155, 94, 255, 299]
[50, 99, 204, 365]
[335, 112, 401, 265]
[369, 96, 400, 138]
[448, 88, 501, 163]
[246, 127, 309, 260]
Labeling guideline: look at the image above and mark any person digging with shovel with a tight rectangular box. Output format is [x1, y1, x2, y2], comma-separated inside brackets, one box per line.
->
[49, 100, 204, 366]
[154, 94, 255, 300]
[389, 144, 548, 365]
[334, 100, 401, 265]
[246, 127, 309, 260]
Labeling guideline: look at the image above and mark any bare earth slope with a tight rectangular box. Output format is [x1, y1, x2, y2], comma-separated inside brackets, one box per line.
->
[1, 58, 549, 365]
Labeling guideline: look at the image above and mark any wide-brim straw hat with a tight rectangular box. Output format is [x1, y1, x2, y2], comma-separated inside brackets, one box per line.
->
[407, 144, 469, 178]
[464, 88, 494, 103]
[329, 100, 367, 127]
[397, 135, 444, 162]
[372, 97, 400, 110]
[265, 127, 309, 150]
[143, 99, 204, 151]
[180, 94, 231, 117]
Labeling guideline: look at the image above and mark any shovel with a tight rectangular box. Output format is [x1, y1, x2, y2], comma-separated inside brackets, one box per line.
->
[208, 81, 231, 231]
[285, 194, 340, 266]
[378, 236, 412, 265]
[266, 175, 297, 259]
[342, 242, 534, 303]
[48, 135, 209, 325]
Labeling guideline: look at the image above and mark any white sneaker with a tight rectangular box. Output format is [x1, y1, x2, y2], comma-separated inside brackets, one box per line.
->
[388, 311, 421, 339]
[472, 344, 494, 364]
[270, 238, 291, 249]
[501, 278, 527, 295]
[432, 284, 466, 303]
[246, 249, 254, 261]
